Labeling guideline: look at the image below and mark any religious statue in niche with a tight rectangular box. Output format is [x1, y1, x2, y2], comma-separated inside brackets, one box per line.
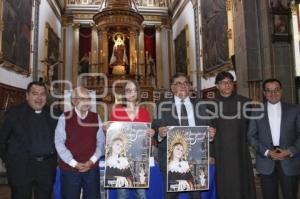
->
[79, 53, 90, 74]
[109, 32, 128, 75]
[147, 55, 156, 77]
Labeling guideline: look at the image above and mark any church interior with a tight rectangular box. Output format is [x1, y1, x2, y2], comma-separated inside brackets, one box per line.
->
[1, 0, 300, 198]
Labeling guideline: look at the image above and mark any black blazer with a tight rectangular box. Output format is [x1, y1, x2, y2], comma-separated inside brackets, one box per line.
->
[0, 103, 59, 185]
[152, 97, 212, 173]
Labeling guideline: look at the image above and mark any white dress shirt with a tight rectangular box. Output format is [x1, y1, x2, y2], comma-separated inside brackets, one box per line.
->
[268, 102, 282, 146]
[265, 102, 281, 156]
[157, 96, 196, 142]
[174, 96, 196, 126]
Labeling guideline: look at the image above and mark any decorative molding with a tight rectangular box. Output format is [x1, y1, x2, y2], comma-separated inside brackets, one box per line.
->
[226, 0, 232, 11]
[32, 0, 41, 81]
[47, 0, 62, 21]
[227, 28, 233, 39]
[172, 0, 189, 25]
[193, 1, 201, 92]
[72, 22, 80, 29]
[291, 4, 297, 15]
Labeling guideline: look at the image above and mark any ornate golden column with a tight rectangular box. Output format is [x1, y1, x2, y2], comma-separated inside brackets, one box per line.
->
[129, 29, 137, 75]
[91, 23, 98, 73]
[138, 26, 145, 78]
[155, 25, 163, 88]
[72, 23, 80, 86]
[98, 27, 108, 74]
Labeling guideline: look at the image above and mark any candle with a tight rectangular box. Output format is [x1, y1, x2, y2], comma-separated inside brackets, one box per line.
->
[145, 51, 149, 61]
[134, 50, 137, 64]
[88, 52, 92, 64]
[94, 50, 98, 64]
[4, 94, 9, 111]
[100, 50, 103, 61]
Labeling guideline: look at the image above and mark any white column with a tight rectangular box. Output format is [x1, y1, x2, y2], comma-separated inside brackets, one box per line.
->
[292, 4, 300, 76]
[160, 26, 171, 89]
[72, 23, 80, 86]
[155, 25, 163, 88]
[91, 23, 98, 73]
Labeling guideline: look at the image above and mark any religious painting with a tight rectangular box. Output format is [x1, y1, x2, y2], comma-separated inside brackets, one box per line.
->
[174, 28, 187, 74]
[45, 24, 60, 83]
[269, 0, 290, 9]
[167, 126, 209, 192]
[79, 27, 91, 74]
[269, 0, 291, 42]
[201, 0, 230, 73]
[0, 0, 33, 75]
[104, 122, 151, 189]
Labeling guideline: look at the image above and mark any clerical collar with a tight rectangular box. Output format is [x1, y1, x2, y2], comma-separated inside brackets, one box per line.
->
[35, 110, 42, 114]
[74, 107, 88, 119]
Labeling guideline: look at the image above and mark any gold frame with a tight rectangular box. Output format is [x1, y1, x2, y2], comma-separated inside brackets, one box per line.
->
[174, 25, 190, 76]
[43, 23, 62, 84]
[201, 0, 234, 78]
[0, 0, 33, 76]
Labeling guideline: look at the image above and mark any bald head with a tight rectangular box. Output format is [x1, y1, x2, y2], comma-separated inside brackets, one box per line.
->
[71, 87, 91, 113]
[72, 87, 89, 99]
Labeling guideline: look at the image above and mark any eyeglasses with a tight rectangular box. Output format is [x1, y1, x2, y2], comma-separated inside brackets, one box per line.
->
[73, 97, 91, 101]
[173, 81, 189, 87]
[218, 80, 233, 86]
[125, 89, 138, 93]
[264, 88, 281, 94]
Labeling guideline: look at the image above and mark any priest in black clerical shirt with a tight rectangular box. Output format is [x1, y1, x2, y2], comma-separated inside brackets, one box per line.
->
[0, 81, 59, 199]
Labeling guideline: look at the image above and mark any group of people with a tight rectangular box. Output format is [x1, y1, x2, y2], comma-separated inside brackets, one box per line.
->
[0, 71, 299, 199]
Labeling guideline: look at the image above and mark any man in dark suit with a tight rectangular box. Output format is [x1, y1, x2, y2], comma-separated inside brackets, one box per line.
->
[152, 73, 216, 199]
[248, 78, 300, 199]
[0, 81, 59, 199]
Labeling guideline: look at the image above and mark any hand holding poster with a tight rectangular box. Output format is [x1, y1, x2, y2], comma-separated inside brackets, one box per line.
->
[104, 122, 151, 189]
[167, 126, 209, 192]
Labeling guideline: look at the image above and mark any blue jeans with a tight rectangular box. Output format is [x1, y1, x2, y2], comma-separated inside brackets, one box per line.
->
[117, 189, 147, 199]
[60, 167, 100, 199]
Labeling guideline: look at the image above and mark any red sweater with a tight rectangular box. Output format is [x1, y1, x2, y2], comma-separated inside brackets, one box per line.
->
[110, 105, 151, 122]
[59, 110, 99, 171]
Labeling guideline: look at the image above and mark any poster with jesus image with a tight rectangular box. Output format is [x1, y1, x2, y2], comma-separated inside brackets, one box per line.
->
[104, 122, 151, 188]
[167, 126, 209, 192]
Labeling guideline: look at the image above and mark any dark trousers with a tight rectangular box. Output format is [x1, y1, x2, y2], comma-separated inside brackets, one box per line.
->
[10, 156, 56, 199]
[60, 167, 100, 199]
[260, 162, 299, 199]
[167, 191, 201, 199]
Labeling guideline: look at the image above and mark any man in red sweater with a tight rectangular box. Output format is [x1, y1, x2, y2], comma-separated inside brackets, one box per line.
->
[55, 87, 105, 199]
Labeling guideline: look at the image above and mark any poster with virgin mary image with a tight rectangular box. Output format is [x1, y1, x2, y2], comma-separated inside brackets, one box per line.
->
[104, 122, 151, 188]
[167, 126, 209, 192]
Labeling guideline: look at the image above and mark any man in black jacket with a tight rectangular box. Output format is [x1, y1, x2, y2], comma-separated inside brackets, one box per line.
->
[0, 81, 59, 199]
[152, 73, 216, 199]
